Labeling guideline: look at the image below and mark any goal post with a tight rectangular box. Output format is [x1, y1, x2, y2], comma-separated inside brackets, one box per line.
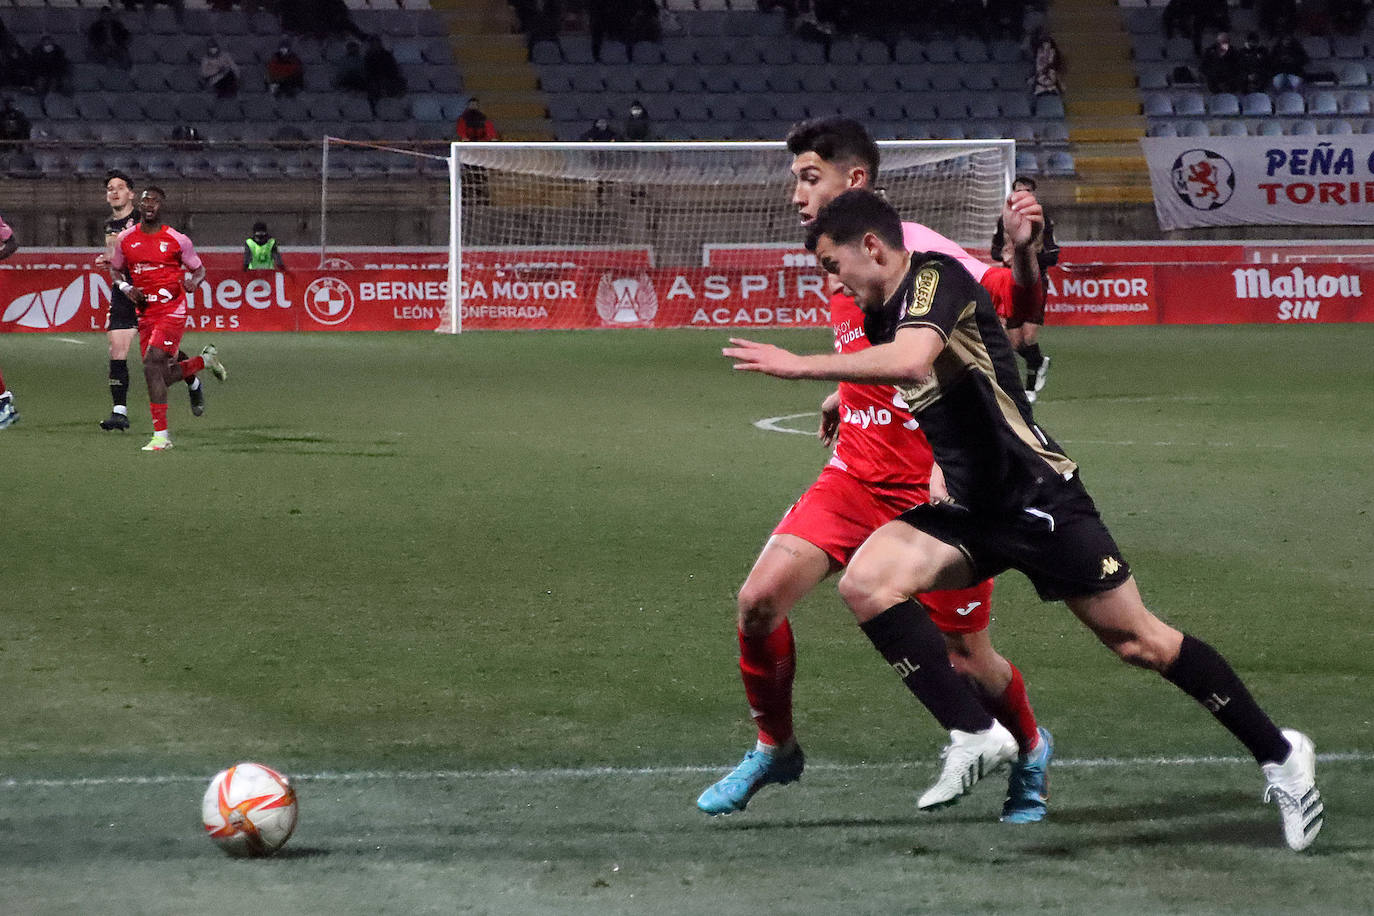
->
[441, 139, 1015, 334]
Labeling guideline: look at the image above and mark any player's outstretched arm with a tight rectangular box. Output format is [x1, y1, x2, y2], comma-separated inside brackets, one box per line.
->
[1004, 190, 1044, 292]
[724, 328, 942, 387]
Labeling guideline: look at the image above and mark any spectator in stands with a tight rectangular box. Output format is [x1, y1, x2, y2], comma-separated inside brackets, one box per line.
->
[1162, 0, 1196, 43]
[1270, 34, 1307, 91]
[87, 7, 132, 71]
[1238, 32, 1272, 94]
[1032, 34, 1064, 97]
[361, 35, 406, 109]
[456, 98, 499, 141]
[623, 100, 652, 141]
[793, 1, 835, 56]
[1200, 32, 1243, 94]
[1329, 0, 1368, 35]
[169, 123, 204, 149]
[0, 22, 30, 91]
[580, 117, 618, 141]
[0, 97, 32, 143]
[1258, 0, 1299, 37]
[265, 39, 305, 97]
[331, 38, 367, 92]
[243, 222, 286, 270]
[279, 0, 365, 41]
[29, 35, 72, 97]
[199, 41, 240, 98]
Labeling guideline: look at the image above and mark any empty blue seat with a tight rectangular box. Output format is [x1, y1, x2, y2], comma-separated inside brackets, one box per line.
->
[599, 41, 629, 65]
[632, 41, 663, 64]
[1289, 119, 1319, 135]
[1179, 120, 1209, 137]
[1341, 91, 1372, 115]
[1338, 62, 1369, 86]
[1173, 91, 1205, 116]
[1015, 150, 1040, 174]
[1258, 118, 1286, 136]
[531, 40, 560, 65]
[1275, 91, 1306, 115]
[1215, 119, 1248, 136]
[1001, 94, 1033, 119]
[1326, 119, 1356, 134]
[1310, 91, 1340, 115]
[1207, 93, 1240, 116]
[1242, 92, 1274, 116]
[1034, 95, 1066, 118]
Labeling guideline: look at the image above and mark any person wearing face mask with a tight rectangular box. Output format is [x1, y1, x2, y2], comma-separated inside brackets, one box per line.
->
[28, 34, 71, 97]
[623, 100, 652, 141]
[265, 38, 305, 97]
[243, 222, 287, 271]
[199, 40, 239, 98]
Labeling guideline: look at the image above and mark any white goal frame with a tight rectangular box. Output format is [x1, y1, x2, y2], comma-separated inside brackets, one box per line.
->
[443, 139, 1016, 334]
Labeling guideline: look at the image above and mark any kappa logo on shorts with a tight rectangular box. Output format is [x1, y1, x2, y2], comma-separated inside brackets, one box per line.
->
[906, 267, 940, 319]
[1100, 556, 1123, 578]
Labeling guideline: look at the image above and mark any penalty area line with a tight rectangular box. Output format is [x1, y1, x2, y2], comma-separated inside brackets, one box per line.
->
[4, 751, 1371, 789]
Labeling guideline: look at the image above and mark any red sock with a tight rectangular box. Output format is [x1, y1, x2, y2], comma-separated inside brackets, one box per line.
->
[180, 356, 205, 379]
[983, 664, 1040, 754]
[0, 365, 7, 395]
[150, 402, 169, 433]
[738, 619, 796, 749]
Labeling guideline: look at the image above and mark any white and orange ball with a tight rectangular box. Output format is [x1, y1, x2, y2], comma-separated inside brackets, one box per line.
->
[201, 763, 298, 857]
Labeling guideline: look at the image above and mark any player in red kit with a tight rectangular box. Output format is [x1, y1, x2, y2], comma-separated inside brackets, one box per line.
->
[698, 119, 1051, 821]
[109, 187, 227, 451]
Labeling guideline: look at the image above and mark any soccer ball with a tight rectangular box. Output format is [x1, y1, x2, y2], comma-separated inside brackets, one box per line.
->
[201, 762, 298, 857]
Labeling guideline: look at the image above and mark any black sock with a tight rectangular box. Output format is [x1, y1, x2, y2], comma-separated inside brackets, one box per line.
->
[1017, 343, 1044, 373]
[860, 600, 994, 733]
[109, 358, 129, 408]
[1163, 633, 1289, 764]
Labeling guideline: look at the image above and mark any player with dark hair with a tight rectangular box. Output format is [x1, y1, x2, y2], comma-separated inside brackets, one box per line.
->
[723, 189, 1323, 852]
[697, 118, 1053, 821]
[109, 187, 226, 452]
[0, 211, 19, 429]
[989, 174, 1058, 402]
[96, 170, 204, 431]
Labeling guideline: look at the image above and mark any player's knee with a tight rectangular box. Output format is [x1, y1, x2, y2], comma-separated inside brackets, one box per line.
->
[836, 565, 895, 620]
[1107, 635, 1172, 672]
[735, 583, 787, 637]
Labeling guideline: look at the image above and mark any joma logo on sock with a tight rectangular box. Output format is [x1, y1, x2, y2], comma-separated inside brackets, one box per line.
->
[892, 658, 920, 678]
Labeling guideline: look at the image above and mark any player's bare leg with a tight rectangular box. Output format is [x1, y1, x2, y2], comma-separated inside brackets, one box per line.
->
[697, 535, 831, 815]
[840, 524, 1017, 809]
[101, 327, 137, 431]
[1067, 577, 1322, 850]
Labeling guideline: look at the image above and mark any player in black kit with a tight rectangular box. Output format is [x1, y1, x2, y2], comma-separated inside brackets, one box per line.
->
[96, 171, 203, 431]
[724, 190, 1323, 853]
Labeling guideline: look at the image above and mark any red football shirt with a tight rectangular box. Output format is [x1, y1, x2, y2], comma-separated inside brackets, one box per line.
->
[111, 224, 202, 313]
[828, 290, 934, 487]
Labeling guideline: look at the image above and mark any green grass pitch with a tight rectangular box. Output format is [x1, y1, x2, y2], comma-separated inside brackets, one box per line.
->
[1, 326, 1372, 914]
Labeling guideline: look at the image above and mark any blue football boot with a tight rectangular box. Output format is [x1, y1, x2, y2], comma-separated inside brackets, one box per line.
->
[1001, 726, 1053, 824]
[696, 745, 805, 816]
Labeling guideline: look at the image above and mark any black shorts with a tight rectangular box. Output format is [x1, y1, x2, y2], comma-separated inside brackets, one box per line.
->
[1005, 276, 1047, 329]
[896, 473, 1131, 601]
[107, 289, 138, 331]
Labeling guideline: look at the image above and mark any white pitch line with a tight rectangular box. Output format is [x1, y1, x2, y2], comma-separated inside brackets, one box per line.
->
[3, 751, 1370, 790]
[754, 412, 817, 436]
[54, 337, 86, 345]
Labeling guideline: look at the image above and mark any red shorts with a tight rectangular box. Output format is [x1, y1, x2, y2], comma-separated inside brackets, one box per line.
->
[772, 466, 994, 633]
[138, 306, 186, 359]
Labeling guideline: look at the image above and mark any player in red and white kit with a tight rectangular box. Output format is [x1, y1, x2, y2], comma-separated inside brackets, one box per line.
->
[0, 212, 20, 429]
[698, 118, 1051, 821]
[109, 187, 227, 451]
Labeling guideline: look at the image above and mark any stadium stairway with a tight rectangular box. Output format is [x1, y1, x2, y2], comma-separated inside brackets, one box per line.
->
[432, 0, 553, 139]
[1047, 0, 1153, 203]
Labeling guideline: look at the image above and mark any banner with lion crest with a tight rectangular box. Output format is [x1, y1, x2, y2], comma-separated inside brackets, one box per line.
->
[1142, 135, 1374, 229]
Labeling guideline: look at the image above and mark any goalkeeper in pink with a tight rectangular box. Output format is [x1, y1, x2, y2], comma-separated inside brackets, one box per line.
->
[697, 118, 1052, 821]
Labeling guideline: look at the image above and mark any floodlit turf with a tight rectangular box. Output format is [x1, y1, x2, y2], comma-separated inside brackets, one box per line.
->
[1, 326, 1372, 914]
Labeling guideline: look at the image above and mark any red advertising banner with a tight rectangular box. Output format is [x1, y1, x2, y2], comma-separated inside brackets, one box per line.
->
[4, 251, 1373, 332]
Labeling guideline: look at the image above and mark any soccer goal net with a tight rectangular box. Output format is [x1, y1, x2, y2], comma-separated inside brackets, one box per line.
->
[441, 140, 1014, 333]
